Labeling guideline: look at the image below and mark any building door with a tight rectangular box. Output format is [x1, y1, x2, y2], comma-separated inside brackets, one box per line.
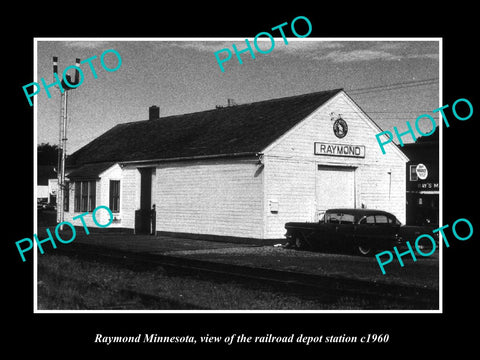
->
[316, 165, 356, 217]
[140, 167, 152, 211]
[135, 167, 154, 234]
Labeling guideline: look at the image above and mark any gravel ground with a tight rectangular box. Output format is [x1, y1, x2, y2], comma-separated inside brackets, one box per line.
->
[165, 245, 439, 290]
[49, 230, 438, 291]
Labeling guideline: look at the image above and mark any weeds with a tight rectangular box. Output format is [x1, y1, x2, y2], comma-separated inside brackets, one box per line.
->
[37, 253, 405, 310]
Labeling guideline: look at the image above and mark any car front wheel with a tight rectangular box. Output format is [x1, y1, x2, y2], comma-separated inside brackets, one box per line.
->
[294, 235, 309, 250]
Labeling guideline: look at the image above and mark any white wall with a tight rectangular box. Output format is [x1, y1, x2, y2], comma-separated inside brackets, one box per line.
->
[120, 167, 140, 229]
[98, 164, 123, 226]
[37, 185, 49, 199]
[153, 158, 264, 239]
[63, 164, 125, 229]
[262, 156, 316, 238]
[48, 178, 58, 203]
[262, 92, 407, 238]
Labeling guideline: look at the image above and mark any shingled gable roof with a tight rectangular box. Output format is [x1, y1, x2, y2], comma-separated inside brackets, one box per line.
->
[67, 161, 117, 180]
[67, 89, 343, 168]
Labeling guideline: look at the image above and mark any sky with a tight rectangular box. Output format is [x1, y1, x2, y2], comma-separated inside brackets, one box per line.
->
[35, 38, 440, 153]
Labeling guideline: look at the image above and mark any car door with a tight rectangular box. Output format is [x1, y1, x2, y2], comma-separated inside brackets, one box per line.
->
[355, 214, 398, 250]
[335, 212, 355, 250]
[371, 214, 397, 248]
[355, 214, 375, 246]
[321, 211, 344, 248]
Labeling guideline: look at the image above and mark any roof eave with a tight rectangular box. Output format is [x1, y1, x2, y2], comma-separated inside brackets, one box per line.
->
[119, 151, 260, 167]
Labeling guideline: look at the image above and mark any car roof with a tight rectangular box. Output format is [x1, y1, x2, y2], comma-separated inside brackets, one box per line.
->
[326, 208, 395, 217]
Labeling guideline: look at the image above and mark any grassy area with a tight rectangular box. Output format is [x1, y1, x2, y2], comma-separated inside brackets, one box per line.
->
[36, 252, 421, 310]
[37, 209, 57, 227]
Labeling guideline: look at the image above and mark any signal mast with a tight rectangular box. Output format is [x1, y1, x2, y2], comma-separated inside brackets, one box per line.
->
[53, 56, 81, 229]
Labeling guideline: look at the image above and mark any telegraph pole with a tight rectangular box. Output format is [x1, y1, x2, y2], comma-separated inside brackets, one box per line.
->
[54, 57, 81, 229]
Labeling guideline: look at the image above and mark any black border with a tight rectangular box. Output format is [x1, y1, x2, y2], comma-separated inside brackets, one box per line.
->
[7, 5, 479, 355]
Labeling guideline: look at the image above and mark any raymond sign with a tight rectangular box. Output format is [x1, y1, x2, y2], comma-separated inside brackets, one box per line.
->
[314, 142, 365, 158]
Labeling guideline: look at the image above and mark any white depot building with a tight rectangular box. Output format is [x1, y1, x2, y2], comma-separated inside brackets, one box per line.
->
[61, 89, 408, 240]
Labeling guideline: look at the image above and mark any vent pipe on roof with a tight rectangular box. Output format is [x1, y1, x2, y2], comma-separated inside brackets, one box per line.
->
[215, 99, 237, 109]
[149, 105, 160, 120]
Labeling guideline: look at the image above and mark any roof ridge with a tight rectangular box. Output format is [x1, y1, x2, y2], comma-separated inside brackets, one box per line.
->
[121, 88, 345, 125]
[239, 88, 344, 106]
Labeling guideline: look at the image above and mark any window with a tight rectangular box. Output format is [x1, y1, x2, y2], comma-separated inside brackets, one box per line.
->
[359, 214, 400, 225]
[63, 181, 69, 212]
[325, 213, 342, 224]
[109, 180, 120, 213]
[375, 215, 388, 224]
[81, 181, 88, 211]
[359, 215, 375, 224]
[74, 181, 96, 212]
[340, 214, 355, 224]
[410, 165, 418, 181]
[88, 181, 96, 211]
[74, 182, 81, 212]
[325, 212, 355, 224]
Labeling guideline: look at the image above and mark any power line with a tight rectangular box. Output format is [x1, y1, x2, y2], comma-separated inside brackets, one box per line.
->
[347, 78, 439, 96]
[348, 77, 438, 91]
[359, 110, 438, 114]
[338, 111, 440, 115]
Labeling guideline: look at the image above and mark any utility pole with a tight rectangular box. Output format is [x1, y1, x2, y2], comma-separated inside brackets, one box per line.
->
[54, 56, 81, 229]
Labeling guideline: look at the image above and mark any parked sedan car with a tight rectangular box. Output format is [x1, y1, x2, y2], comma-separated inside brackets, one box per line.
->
[284, 208, 436, 256]
[37, 199, 56, 211]
[37, 198, 48, 211]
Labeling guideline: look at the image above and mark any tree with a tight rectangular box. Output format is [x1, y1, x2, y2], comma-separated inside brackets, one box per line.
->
[37, 143, 59, 166]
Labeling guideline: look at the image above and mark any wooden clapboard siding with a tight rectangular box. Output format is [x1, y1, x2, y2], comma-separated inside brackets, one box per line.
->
[120, 167, 140, 229]
[153, 159, 264, 238]
[262, 92, 407, 238]
[63, 164, 126, 228]
[263, 156, 316, 238]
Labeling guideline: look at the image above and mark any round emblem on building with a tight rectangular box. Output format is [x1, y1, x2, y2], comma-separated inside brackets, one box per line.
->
[416, 163, 428, 180]
[333, 118, 348, 138]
